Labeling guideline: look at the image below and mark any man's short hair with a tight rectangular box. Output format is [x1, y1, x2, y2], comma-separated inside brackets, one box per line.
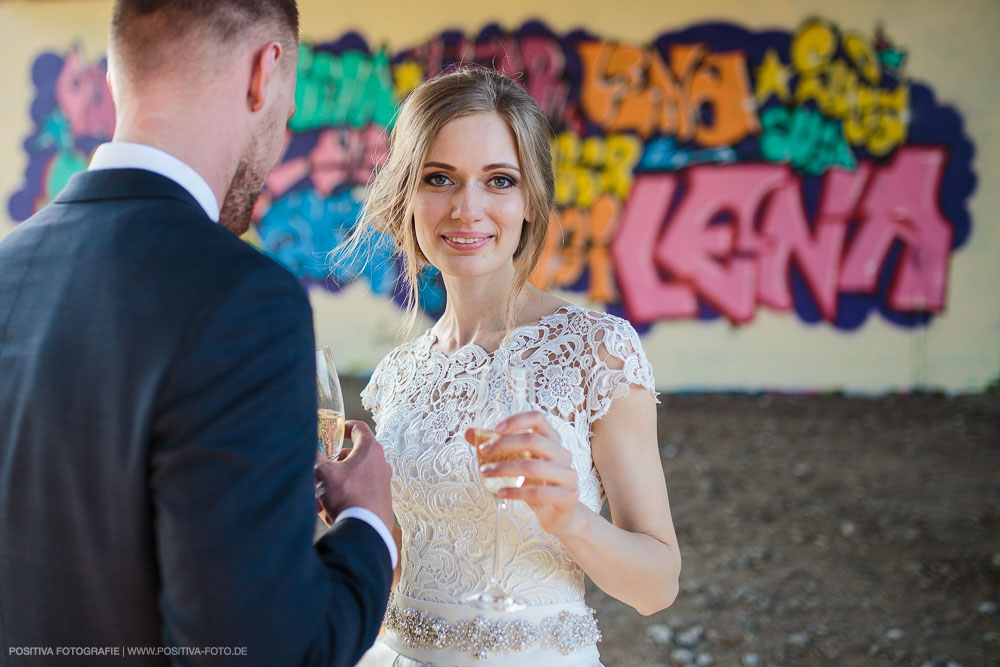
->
[111, 0, 299, 73]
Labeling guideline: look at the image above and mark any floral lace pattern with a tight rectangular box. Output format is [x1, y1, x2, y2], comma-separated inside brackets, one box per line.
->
[362, 306, 657, 605]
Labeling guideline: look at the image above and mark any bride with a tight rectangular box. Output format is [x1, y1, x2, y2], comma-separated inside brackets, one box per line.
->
[353, 67, 680, 666]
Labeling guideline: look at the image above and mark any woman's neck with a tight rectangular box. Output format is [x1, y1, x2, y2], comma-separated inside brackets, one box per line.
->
[431, 277, 569, 355]
[432, 268, 520, 353]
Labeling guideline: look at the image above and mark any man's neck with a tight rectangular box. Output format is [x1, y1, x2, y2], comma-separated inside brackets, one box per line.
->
[112, 106, 238, 210]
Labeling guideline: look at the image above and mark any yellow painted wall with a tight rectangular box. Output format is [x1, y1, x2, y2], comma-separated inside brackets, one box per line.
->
[1, 0, 998, 393]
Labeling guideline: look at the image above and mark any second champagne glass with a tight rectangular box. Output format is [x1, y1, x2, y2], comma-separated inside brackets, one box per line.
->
[464, 364, 533, 612]
[316, 346, 345, 528]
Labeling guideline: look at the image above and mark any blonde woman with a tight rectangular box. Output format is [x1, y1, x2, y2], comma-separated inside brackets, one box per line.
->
[355, 68, 680, 667]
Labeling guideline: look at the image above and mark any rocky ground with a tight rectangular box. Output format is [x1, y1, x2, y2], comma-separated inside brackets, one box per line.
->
[342, 380, 999, 666]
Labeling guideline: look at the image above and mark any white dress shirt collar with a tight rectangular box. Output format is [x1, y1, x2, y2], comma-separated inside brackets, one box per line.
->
[89, 142, 220, 223]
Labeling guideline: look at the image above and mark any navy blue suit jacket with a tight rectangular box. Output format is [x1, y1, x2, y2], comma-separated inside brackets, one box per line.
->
[0, 170, 391, 665]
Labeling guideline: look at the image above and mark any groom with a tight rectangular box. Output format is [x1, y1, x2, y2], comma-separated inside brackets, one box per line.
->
[0, 1, 395, 665]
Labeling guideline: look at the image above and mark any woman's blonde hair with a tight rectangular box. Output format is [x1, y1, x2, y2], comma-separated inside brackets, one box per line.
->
[347, 66, 555, 336]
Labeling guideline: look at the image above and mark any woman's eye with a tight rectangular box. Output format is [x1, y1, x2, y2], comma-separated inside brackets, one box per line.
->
[426, 174, 450, 186]
[489, 175, 516, 188]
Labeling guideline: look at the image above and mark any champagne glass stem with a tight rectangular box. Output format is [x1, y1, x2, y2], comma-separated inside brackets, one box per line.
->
[490, 500, 506, 586]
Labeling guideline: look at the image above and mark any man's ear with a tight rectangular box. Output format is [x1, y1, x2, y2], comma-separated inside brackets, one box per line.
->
[248, 41, 283, 113]
[105, 61, 120, 107]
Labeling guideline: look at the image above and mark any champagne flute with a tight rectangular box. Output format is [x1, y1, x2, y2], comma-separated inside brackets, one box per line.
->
[464, 364, 533, 612]
[316, 347, 345, 527]
[316, 346, 345, 461]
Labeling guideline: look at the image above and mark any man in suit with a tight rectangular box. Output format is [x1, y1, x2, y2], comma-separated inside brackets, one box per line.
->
[0, 1, 396, 665]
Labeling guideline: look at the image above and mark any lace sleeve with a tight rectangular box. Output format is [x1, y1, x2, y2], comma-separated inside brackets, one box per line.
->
[585, 314, 658, 426]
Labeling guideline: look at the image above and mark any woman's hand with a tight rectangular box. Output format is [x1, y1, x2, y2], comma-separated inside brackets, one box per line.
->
[464, 411, 582, 537]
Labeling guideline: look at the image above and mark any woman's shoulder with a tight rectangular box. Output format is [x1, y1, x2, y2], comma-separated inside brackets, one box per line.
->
[362, 332, 432, 410]
[560, 304, 634, 327]
[531, 305, 658, 418]
[546, 304, 644, 347]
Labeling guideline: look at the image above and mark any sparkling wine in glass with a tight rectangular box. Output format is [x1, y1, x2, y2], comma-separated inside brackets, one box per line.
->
[463, 364, 533, 612]
[317, 409, 345, 459]
[472, 427, 531, 495]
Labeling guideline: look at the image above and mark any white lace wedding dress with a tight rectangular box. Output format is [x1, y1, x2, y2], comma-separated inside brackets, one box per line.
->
[357, 305, 656, 667]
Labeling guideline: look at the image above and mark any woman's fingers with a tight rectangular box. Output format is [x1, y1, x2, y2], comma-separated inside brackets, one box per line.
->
[496, 484, 577, 504]
[481, 430, 570, 464]
[496, 411, 558, 442]
[480, 458, 577, 487]
[467, 411, 574, 495]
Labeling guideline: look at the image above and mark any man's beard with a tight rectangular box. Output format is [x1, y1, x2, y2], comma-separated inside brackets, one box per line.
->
[218, 158, 265, 236]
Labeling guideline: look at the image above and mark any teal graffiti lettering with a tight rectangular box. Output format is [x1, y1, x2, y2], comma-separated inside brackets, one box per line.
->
[760, 106, 856, 175]
[291, 44, 397, 132]
[637, 137, 737, 171]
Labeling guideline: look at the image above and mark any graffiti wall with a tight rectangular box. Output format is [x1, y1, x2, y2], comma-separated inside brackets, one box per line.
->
[1, 0, 996, 392]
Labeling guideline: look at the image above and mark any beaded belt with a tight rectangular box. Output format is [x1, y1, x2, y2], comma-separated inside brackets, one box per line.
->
[383, 592, 602, 665]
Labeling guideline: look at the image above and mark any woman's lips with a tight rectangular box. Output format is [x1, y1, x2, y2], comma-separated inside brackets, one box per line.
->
[441, 235, 493, 251]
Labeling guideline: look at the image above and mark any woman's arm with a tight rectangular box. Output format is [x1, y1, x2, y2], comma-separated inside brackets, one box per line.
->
[477, 385, 680, 616]
[558, 386, 680, 614]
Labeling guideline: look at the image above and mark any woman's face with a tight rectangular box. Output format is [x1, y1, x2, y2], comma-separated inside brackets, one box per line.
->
[412, 112, 530, 285]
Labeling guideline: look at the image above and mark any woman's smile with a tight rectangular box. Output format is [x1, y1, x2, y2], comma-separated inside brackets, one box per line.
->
[440, 233, 495, 251]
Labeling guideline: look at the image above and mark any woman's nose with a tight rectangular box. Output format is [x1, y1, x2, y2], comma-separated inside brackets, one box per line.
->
[451, 184, 484, 223]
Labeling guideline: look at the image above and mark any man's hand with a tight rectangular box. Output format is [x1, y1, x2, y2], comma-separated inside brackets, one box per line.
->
[314, 421, 393, 530]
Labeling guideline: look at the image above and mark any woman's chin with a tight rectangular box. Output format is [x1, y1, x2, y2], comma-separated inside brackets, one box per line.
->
[433, 258, 513, 283]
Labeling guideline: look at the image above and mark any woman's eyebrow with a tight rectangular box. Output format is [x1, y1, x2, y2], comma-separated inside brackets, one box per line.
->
[421, 161, 521, 171]
[483, 163, 520, 172]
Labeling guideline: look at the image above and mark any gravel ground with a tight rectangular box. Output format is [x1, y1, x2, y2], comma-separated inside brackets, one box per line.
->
[341, 379, 1000, 667]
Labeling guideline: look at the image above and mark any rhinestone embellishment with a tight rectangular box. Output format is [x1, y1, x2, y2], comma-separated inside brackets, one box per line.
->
[385, 604, 602, 660]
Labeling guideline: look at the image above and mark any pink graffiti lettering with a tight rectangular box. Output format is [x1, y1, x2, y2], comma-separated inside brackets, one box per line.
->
[55, 48, 115, 139]
[611, 175, 699, 321]
[755, 166, 863, 319]
[264, 132, 310, 199]
[839, 148, 951, 311]
[474, 35, 521, 76]
[266, 126, 389, 200]
[520, 35, 570, 122]
[408, 33, 571, 125]
[612, 147, 952, 324]
[408, 35, 473, 78]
